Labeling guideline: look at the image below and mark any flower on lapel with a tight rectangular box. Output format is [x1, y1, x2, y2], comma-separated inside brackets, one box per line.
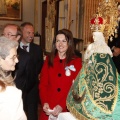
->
[65, 65, 76, 76]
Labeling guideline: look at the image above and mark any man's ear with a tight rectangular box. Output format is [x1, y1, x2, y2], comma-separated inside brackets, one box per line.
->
[0, 56, 2, 66]
[0, 56, 2, 60]
[0, 56, 4, 62]
[16, 35, 21, 41]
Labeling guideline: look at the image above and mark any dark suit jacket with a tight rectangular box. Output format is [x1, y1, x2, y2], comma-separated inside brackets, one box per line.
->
[29, 42, 43, 81]
[108, 21, 120, 74]
[27, 42, 43, 104]
[14, 47, 35, 93]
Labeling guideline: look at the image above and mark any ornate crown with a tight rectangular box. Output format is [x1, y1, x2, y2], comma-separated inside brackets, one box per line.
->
[90, 13, 105, 32]
[90, 0, 118, 42]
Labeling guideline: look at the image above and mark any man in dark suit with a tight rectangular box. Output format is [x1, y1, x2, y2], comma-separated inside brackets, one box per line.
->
[20, 22, 43, 120]
[108, 21, 120, 74]
[2, 23, 35, 114]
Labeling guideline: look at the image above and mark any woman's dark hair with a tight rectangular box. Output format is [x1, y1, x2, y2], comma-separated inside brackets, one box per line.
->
[48, 29, 75, 66]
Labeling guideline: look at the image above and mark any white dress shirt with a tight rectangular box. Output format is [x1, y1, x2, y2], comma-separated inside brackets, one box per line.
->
[20, 42, 30, 52]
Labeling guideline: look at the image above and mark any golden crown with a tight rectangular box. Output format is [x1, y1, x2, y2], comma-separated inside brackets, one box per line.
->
[90, 0, 118, 41]
[90, 14, 105, 32]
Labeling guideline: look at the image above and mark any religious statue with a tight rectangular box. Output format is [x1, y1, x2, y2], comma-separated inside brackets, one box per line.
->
[66, 11, 120, 120]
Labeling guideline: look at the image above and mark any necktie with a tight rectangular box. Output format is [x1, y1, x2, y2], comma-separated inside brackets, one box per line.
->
[22, 45, 28, 52]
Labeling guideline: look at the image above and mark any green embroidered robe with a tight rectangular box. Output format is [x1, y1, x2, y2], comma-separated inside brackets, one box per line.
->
[67, 53, 120, 120]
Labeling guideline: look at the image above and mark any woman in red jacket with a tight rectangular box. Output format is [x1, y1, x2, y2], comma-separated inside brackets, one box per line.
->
[39, 29, 82, 120]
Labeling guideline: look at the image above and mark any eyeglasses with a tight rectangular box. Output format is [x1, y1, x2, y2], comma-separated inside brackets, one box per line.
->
[9, 55, 19, 61]
[2, 32, 17, 37]
[2, 55, 19, 61]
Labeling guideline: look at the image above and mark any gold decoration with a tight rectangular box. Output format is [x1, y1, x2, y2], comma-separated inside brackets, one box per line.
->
[96, 0, 118, 42]
[48, 0, 56, 27]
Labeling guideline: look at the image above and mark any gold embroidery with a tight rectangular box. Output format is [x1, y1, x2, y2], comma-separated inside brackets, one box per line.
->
[67, 53, 118, 120]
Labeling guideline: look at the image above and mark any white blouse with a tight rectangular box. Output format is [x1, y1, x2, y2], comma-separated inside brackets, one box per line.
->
[0, 86, 27, 120]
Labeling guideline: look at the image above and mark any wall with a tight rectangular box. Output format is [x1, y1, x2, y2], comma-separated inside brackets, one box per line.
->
[0, 0, 35, 34]
[34, 0, 43, 34]
[57, 0, 80, 38]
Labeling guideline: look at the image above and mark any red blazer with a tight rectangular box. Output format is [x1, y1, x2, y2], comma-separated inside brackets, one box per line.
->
[39, 54, 82, 120]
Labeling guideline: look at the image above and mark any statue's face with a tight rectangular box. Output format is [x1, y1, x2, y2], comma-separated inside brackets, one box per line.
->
[93, 32, 103, 42]
[93, 32, 98, 42]
[0, 47, 18, 71]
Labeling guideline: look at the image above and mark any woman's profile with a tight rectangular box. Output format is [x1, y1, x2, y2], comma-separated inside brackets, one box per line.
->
[0, 36, 27, 120]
